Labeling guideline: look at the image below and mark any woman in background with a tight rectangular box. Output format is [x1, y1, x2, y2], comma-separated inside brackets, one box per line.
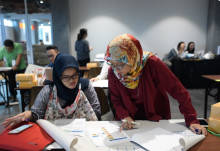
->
[185, 42, 195, 54]
[2, 53, 101, 128]
[75, 28, 93, 77]
[105, 34, 206, 135]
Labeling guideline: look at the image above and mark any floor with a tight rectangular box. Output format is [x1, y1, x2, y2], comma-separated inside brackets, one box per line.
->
[0, 88, 217, 133]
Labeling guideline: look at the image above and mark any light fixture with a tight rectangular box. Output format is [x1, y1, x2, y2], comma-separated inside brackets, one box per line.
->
[48, 22, 50, 24]
[40, 0, 43, 4]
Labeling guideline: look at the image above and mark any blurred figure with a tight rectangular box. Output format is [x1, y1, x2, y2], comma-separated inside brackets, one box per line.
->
[39, 40, 44, 45]
[185, 42, 195, 54]
[0, 39, 26, 100]
[75, 28, 93, 77]
[46, 45, 59, 68]
[90, 61, 109, 82]
[162, 41, 185, 69]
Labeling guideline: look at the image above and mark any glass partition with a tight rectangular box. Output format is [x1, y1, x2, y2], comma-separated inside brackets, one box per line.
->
[29, 18, 51, 66]
[3, 18, 27, 64]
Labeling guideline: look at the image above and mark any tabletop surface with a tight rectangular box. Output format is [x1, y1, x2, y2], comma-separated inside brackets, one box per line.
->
[202, 75, 220, 81]
[79, 66, 90, 71]
[0, 120, 219, 151]
[0, 67, 12, 72]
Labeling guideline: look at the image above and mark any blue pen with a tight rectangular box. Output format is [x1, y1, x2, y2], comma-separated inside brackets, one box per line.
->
[195, 129, 199, 133]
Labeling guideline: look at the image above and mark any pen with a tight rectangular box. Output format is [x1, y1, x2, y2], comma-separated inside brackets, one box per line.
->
[195, 129, 199, 133]
[121, 119, 142, 126]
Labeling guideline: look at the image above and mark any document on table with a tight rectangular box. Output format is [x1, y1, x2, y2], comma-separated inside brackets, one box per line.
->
[108, 142, 147, 151]
[54, 119, 85, 136]
[131, 127, 183, 151]
[85, 123, 130, 147]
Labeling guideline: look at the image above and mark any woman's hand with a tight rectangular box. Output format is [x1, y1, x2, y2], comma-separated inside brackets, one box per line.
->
[90, 77, 99, 82]
[189, 123, 207, 135]
[90, 47, 93, 51]
[119, 117, 135, 132]
[1, 111, 32, 129]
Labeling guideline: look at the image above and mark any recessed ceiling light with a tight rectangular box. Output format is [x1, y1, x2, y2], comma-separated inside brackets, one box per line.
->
[40, 1, 43, 4]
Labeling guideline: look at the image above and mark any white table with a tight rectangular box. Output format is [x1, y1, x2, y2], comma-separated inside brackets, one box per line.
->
[45, 119, 189, 151]
[91, 80, 108, 88]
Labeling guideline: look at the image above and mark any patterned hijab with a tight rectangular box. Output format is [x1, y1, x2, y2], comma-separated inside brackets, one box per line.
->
[104, 34, 153, 89]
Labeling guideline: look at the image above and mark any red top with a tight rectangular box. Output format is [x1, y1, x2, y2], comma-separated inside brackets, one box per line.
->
[109, 56, 199, 126]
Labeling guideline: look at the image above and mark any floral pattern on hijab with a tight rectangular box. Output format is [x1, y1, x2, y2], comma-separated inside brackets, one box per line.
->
[104, 34, 153, 89]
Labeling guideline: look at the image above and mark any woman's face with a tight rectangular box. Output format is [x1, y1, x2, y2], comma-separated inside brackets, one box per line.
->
[189, 43, 194, 50]
[60, 67, 79, 89]
[108, 60, 132, 75]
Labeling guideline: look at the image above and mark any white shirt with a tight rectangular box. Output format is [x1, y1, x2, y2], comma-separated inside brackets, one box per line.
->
[97, 61, 109, 80]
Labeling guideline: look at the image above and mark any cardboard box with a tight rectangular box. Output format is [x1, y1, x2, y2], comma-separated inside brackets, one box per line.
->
[210, 102, 220, 120]
[16, 74, 35, 82]
[208, 117, 220, 134]
[19, 80, 37, 88]
[86, 63, 98, 68]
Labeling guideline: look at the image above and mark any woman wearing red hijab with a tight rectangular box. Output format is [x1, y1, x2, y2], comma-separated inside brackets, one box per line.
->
[105, 34, 207, 135]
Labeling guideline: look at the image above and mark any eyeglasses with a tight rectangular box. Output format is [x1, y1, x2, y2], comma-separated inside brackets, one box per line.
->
[106, 62, 126, 70]
[61, 73, 80, 82]
[47, 54, 55, 58]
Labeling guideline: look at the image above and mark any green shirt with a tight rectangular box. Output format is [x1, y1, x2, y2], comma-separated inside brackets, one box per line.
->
[0, 43, 26, 70]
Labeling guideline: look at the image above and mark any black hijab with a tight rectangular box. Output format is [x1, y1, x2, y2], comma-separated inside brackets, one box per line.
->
[52, 53, 89, 103]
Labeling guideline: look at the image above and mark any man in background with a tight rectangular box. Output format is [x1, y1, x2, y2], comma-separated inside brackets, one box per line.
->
[45, 45, 59, 68]
[0, 39, 26, 100]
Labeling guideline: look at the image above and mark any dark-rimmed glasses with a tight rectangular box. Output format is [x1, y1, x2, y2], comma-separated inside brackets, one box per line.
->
[106, 62, 126, 70]
[61, 73, 80, 82]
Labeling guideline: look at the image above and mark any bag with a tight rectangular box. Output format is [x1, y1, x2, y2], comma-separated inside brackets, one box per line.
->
[0, 121, 54, 151]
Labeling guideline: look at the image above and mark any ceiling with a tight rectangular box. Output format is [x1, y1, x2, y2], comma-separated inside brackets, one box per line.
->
[0, 0, 51, 14]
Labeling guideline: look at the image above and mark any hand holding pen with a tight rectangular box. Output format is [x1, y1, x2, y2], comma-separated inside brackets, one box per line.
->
[119, 117, 142, 132]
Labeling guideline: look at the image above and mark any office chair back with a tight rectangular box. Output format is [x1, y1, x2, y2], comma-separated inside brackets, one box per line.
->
[29, 86, 44, 109]
[94, 87, 110, 116]
[87, 67, 102, 80]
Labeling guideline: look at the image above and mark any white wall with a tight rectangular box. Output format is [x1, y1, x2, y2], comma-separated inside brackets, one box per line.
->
[69, 0, 209, 60]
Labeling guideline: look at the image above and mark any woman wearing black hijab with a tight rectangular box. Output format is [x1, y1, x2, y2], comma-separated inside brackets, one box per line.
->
[2, 53, 101, 128]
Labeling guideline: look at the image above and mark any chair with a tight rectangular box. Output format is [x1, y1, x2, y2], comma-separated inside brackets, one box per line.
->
[29, 86, 44, 109]
[86, 67, 102, 79]
[94, 87, 110, 116]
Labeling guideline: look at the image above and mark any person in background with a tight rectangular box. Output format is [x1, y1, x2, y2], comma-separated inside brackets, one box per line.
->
[105, 34, 207, 135]
[39, 40, 44, 45]
[75, 28, 93, 77]
[185, 42, 195, 54]
[46, 45, 59, 68]
[0, 39, 26, 100]
[2, 53, 101, 129]
[162, 41, 185, 69]
[90, 61, 109, 82]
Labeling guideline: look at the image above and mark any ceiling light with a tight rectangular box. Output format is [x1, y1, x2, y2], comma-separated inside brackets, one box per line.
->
[40, 1, 43, 4]
[48, 22, 50, 24]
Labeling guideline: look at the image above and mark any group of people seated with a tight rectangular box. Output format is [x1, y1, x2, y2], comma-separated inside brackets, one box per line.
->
[162, 41, 195, 69]
[1, 34, 206, 135]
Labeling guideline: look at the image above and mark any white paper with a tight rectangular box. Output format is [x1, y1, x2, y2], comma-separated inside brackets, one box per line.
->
[12, 60, 16, 66]
[54, 119, 85, 136]
[131, 127, 183, 151]
[37, 119, 78, 151]
[92, 80, 108, 88]
[108, 142, 146, 151]
[179, 135, 205, 151]
[85, 123, 130, 147]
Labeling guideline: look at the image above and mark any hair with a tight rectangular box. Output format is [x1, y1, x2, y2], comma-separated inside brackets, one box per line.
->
[177, 41, 185, 50]
[4, 39, 14, 47]
[39, 40, 43, 42]
[77, 28, 87, 41]
[46, 45, 59, 53]
[186, 42, 195, 53]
